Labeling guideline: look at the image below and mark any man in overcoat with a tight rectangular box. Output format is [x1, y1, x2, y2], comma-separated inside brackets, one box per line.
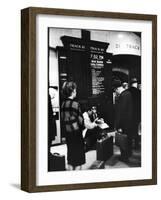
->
[114, 80, 133, 161]
[128, 78, 141, 149]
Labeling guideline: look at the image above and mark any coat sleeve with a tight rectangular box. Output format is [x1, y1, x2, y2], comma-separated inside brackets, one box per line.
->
[77, 103, 85, 129]
[116, 91, 133, 131]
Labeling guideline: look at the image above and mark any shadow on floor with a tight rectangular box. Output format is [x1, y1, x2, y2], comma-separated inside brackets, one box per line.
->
[88, 145, 141, 169]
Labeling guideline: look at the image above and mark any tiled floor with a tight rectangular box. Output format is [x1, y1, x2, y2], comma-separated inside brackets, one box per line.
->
[50, 143, 141, 170]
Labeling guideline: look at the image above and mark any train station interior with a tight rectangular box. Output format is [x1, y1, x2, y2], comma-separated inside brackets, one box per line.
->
[48, 28, 141, 171]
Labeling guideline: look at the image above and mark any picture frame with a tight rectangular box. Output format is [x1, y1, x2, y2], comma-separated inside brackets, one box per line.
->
[21, 7, 157, 192]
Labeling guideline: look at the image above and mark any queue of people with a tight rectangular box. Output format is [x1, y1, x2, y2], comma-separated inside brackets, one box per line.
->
[113, 78, 141, 162]
[60, 81, 109, 170]
[50, 78, 141, 171]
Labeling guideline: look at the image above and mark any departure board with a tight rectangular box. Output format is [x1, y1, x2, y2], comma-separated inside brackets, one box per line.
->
[90, 51, 105, 96]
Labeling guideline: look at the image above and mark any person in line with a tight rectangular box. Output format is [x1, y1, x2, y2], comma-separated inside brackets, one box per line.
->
[83, 106, 101, 152]
[48, 93, 57, 171]
[128, 78, 141, 149]
[113, 80, 133, 162]
[61, 81, 85, 170]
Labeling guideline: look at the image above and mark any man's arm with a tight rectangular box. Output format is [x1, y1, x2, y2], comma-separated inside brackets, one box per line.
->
[83, 112, 97, 129]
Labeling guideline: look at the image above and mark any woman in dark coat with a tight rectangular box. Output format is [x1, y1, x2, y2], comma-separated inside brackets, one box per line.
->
[61, 81, 85, 170]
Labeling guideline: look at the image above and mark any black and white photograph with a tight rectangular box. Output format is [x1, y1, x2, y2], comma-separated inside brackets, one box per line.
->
[48, 28, 142, 172]
[21, 7, 157, 192]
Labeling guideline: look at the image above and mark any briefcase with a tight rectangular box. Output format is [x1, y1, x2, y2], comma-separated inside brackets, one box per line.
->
[48, 152, 66, 171]
[96, 136, 113, 161]
[115, 132, 128, 151]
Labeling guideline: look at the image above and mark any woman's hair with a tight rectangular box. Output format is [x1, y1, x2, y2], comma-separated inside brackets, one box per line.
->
[62, 81, 77, 98]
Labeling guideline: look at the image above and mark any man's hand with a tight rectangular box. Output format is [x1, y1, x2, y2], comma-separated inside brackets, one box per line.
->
[94, 117, 99, 123]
